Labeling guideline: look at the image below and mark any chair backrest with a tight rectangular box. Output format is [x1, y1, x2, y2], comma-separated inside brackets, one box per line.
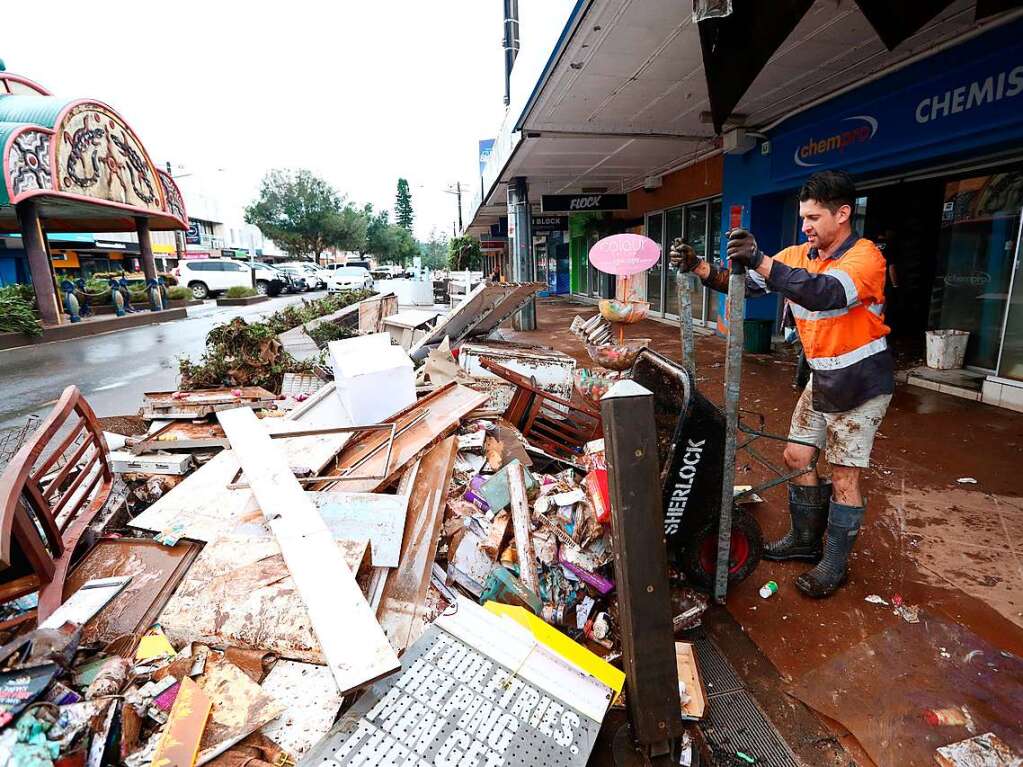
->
[0, 386, 112, 597]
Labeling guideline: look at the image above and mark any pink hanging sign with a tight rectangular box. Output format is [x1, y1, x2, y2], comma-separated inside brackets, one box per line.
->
[587, 234, 661, 276]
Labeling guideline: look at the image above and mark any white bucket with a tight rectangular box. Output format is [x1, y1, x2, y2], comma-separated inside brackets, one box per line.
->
[925, 329, 970, 370]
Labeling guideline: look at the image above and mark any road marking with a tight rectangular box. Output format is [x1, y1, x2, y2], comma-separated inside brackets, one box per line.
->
[92, 382, 127, 392]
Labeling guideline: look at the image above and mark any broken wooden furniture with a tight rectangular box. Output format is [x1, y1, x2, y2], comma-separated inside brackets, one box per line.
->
[141, 387, 277, 420]
[0, 385, 115, 620]
[408, 281, 545, 362]
[479, 357, 602, 459]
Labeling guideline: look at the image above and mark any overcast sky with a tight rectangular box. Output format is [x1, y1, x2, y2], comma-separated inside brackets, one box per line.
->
[3, 0, 574, 241]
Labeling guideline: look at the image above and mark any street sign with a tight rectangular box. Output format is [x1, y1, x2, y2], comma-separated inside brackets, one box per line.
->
[185, 222, 201, 245]
[531, 215, 567, 232]
[588, 234, 661, 276]
[541, 193, 628, 213]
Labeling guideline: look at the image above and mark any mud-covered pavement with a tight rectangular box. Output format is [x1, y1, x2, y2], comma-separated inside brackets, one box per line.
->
[512, 298, 1023, 765]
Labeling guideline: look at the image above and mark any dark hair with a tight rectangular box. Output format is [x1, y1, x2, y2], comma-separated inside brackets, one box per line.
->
[799, 170, 856, 213]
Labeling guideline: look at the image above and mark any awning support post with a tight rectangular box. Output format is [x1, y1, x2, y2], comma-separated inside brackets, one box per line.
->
[16, 200, 60, 326]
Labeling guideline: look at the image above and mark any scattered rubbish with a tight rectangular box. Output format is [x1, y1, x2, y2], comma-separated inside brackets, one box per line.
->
[935, 732, 1021, 767]
[142, 387, 278, 420]
[956, 477, 978, 484]
[895, 603, 921, 623]
[865, 594, 889, 606]
[675, 642, 707, 720]
[758, 580, 779, 599]
[923, 706, 975, 729]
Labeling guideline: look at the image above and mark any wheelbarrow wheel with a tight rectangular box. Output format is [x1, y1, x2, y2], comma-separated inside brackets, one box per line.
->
[681, 511, 763, 589]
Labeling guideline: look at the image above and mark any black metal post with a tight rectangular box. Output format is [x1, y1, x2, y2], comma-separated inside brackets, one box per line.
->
[602, 380, 683, 760]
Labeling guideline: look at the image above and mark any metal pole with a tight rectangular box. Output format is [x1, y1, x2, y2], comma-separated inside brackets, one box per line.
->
[507, 176, 535, 330]
[601, 381, 683, 761]
[676, 270, 696, 379]
[715, 259, 746, 603]
[456, 181, 463, 233]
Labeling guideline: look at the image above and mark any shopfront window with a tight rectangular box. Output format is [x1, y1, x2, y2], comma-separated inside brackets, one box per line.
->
[684, 204, 708, 322]
[932, 172, 1023, 370]
[665, 208, 684, 316]
[996, 217, 1023, 381]
[707, 199, 722, 324]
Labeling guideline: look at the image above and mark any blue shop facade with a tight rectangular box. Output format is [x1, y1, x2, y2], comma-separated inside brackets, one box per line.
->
[719, 18, 1023, 401]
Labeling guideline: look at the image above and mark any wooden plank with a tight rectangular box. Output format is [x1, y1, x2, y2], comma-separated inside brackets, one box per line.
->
[195, 656, 286, 766]
[311, 491, 408, 568]
[507, 460, 539, 595]
[152, 677, 212, 767]
[158, 535, 369, 664]
[217, 407, 399, 695]
[142, 387, 277, 419]
[375, 436, 458, 654]
[317, 383, 487, 494]
[130, 400, 354, 542]
[600, 381, 684, 745]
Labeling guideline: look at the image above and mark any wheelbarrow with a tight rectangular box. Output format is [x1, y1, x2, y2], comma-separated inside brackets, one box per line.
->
[629, 348, 819, 591]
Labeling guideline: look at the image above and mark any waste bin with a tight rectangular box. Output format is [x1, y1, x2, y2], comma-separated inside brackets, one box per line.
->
[743, 319, 774, 354]
[925, 329, 969, 369]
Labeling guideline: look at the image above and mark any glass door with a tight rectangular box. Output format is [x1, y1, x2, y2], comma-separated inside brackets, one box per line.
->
[707, 199, 722, 324]
[646, 212, 664, 313]
[996, 214, 1023, 381]
[931, 172, 1023, 370]
[665, 208, 684, 317]
[684, 203, 708, 323]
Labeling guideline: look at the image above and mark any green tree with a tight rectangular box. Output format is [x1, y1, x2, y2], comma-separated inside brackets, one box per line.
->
[420, 229, 449, 271]
[395, 178, 414, 232]
[362, 204, 419, 266]
[245, 169, 367, 259]
[449, 235, 483, 271]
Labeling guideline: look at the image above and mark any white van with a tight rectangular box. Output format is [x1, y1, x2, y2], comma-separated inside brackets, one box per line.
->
[175, 258, 253, 299]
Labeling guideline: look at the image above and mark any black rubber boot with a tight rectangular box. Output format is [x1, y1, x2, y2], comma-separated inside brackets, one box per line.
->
[763, 481, 830, 561]
[795, 500, 865, 598]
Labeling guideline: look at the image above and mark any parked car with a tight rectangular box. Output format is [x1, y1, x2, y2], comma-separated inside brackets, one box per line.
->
[275, 264, 317, 291]
[327, 266, 374, 292]
[174, 258, 255, 299]
[278, 262, 325, 289]
[251, 263, 286, 297]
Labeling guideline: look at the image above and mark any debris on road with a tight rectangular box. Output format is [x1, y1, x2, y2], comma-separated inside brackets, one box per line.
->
[0, 288, 770, 765]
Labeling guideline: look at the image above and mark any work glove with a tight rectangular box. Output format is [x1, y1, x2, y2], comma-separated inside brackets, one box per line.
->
[726, 228, 765, 270]
[669, 238, 702, 272]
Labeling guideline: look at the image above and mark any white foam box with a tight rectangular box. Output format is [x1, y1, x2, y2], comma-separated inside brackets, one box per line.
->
[329, 334, 415, 425]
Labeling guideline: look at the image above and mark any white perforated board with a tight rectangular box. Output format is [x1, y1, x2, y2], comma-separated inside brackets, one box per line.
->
[299, 622, 607, 767]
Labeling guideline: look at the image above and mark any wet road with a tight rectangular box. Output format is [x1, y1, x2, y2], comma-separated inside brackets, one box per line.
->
[0, 291, 328, 435]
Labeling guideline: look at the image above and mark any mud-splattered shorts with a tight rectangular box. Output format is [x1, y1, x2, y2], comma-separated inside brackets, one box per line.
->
[787, 382, 891, 468]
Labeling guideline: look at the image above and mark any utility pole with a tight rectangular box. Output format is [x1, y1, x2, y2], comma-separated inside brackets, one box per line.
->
[456, 181, 463, 233]
[443, 182, 466, 236]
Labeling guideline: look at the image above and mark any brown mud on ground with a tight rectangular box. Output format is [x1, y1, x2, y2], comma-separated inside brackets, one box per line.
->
[511, 297, 1023, 682]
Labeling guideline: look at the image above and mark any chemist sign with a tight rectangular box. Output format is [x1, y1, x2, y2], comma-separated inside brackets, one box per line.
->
[303, 625, 603, 766]
[770, 25, 1023, 181]
[588, 233, 661, 276]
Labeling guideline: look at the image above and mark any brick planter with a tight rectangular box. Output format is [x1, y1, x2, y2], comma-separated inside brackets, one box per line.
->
[216, 295, 268, 307]
[0, 308, 189, 351]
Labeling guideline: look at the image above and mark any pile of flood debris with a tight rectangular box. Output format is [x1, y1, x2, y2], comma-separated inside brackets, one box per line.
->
[0, 285, 721, 767]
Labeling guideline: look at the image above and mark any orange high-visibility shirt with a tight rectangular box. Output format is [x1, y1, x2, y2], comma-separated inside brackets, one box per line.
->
[750, 235, 894, 412]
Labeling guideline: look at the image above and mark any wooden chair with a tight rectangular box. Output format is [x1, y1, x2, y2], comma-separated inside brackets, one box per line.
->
[0, 386, 113, 621]
[479, 357, 602, 459]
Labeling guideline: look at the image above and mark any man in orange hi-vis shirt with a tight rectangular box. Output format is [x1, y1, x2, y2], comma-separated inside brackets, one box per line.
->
[673, 170, 893, 598]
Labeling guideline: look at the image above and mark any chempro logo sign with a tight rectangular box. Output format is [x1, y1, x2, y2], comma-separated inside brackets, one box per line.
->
[793, 115, 878, 168]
